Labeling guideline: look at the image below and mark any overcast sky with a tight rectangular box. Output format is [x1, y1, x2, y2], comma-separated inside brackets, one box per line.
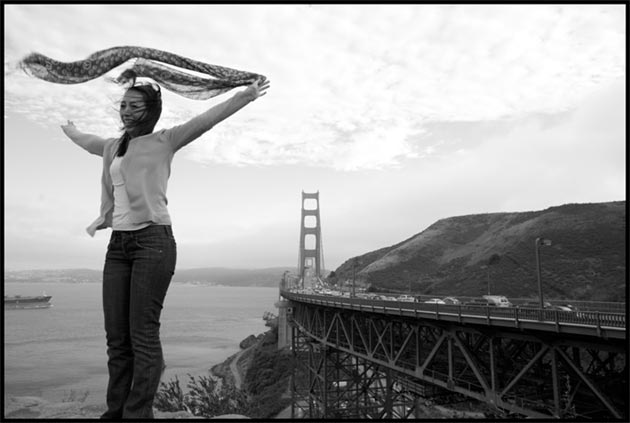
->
[3, 4, 626, 272]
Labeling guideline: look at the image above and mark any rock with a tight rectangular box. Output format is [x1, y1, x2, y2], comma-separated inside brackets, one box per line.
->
[4, 396, 47, 418]
[4, 396, 104, 419]
[39, 402, 88, 418]
[4, 395, 201, 419]
[211, 414, 249, 419]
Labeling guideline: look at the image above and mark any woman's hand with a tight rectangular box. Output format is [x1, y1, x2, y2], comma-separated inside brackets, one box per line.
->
[61, 120, 76, 136]
[243, 77, 270, 102]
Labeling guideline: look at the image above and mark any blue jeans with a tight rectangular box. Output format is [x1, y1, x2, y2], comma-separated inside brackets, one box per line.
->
[100, 225, 176, 419]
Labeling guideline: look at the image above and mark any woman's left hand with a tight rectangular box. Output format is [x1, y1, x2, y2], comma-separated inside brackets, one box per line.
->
[244, 77, 270, 101]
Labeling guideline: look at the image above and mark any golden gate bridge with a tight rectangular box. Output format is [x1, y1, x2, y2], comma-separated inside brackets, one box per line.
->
[276, 192, 627, 419]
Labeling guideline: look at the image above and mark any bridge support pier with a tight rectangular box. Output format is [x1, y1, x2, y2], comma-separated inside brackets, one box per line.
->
[275, 299, 293, 350]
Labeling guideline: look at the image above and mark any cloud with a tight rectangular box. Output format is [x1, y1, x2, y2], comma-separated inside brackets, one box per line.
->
[372, 78, 624, 216]
[4, 4, 625, 173]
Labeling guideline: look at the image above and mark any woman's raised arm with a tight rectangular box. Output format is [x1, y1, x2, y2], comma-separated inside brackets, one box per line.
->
[61, 120, 108, 157]
[168, 78, 270, 152]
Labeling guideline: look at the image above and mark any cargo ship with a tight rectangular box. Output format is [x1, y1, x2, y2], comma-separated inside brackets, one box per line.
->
[4, 294, 52, 309]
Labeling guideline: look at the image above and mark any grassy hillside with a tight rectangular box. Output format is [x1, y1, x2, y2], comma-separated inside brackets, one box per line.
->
[328, 201, 626, 301]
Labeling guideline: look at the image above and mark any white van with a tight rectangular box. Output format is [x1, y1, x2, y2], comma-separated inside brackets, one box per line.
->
[482, 295, 512, 307]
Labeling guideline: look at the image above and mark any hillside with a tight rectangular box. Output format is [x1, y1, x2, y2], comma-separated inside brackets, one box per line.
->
[328, 201, 626, 301]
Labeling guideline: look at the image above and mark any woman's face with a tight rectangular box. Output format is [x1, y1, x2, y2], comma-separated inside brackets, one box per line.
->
[119, 90, 147, 133]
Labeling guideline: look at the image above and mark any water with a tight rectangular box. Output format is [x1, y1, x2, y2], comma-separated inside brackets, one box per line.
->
[4, 282, 280, 406]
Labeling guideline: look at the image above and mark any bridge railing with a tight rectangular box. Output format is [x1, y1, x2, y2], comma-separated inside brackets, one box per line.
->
[281, 290, 626, 336]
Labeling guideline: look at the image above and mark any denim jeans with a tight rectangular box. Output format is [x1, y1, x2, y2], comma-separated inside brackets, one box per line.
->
[100, 225, 176, 419]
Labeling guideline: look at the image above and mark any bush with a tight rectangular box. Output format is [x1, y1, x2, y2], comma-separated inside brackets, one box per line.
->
[153, 376, 186, 413]
[154, 374, 248, 418]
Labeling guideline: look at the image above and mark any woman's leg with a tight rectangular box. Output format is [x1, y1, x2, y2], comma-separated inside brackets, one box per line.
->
[101, 231, 133, 419]
[123, 225, 176, 418]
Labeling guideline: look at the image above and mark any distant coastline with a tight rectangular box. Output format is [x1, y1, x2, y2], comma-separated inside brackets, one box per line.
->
[4, 267, 296, 288]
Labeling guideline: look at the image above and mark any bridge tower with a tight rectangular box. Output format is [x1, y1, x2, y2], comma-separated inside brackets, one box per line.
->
[298, 191, 323, 286]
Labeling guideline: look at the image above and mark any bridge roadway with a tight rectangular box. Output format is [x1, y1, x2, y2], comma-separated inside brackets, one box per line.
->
[281, 289, 627, 419]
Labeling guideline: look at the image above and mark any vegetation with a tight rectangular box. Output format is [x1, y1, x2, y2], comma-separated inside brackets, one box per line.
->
[154, 374, 248, 418]
[242, 326, 294, 418]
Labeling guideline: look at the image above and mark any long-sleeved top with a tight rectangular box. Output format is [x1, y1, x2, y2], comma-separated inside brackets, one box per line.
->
[63, 89, 255, 236]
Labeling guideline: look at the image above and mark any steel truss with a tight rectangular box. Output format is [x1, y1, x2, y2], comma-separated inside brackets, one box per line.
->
[290, 303, 627, 419]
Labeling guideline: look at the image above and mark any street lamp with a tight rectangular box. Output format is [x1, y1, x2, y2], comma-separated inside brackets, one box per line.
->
[352, 258, 357, 298]
[480, 265, 490, 295]
[535, 237, 552, 309]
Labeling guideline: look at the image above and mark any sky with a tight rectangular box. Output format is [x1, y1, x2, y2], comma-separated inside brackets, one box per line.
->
[3, 4, 626, 272]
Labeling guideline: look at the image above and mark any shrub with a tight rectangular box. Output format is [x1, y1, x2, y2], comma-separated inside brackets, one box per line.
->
[154, 374, 248, 418]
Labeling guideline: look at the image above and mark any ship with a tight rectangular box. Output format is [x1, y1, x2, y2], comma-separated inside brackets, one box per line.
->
[4, 294, 53, 309]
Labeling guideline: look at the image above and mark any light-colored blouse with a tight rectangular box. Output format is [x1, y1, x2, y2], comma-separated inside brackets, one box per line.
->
[110, 156, 152, 231]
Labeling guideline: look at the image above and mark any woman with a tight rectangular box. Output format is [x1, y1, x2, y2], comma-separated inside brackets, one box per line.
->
[60, 73, 269, 419]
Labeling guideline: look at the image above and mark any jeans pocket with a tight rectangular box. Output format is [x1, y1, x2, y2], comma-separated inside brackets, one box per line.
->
[134, 237, 164, 254]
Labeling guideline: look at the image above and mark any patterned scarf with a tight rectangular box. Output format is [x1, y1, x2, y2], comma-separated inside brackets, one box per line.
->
[19, 46, 265, 100]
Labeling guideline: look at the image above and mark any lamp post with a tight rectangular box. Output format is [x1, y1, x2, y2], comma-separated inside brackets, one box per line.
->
[535, 237, 552, 309]
[481, 265, 490, 295]
[352, 258, 357, 298]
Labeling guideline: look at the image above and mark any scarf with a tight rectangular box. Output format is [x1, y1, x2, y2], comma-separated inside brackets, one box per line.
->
[19, 46, 265, 100]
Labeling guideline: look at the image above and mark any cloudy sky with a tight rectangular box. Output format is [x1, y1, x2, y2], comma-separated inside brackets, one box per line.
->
[3, 4, 626, 272]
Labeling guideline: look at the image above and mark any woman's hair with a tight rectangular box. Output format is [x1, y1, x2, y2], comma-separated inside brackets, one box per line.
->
[116, 70, 162, 156]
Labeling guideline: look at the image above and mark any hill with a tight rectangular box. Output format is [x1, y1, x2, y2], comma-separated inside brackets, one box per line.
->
[327, 201, 626, 301]
[172, 267, 293, 287]
[4, 267, 294, 288]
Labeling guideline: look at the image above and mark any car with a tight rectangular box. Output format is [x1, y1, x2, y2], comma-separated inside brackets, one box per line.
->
[561, 304, 585, 317]
[424, 298, 445, 304]
[547, 305, 573, 311]
[563, 304, 581, 312]
[442, 296, 460, 305]
[397, 295, 416, 302]
[482, 295, 513, 307]
[374, 295, 395, 301]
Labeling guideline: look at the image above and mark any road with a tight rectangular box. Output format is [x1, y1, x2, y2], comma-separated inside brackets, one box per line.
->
[229, 349, 244, 390]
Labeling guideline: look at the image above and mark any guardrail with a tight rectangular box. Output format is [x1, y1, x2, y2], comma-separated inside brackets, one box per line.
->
[281, 290, 626, 338]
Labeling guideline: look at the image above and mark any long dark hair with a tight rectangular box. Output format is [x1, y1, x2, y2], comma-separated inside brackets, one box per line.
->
[116, 71, 162, 157]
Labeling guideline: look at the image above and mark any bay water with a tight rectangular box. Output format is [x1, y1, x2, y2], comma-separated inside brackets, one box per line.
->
[4, 282, 280, 406]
